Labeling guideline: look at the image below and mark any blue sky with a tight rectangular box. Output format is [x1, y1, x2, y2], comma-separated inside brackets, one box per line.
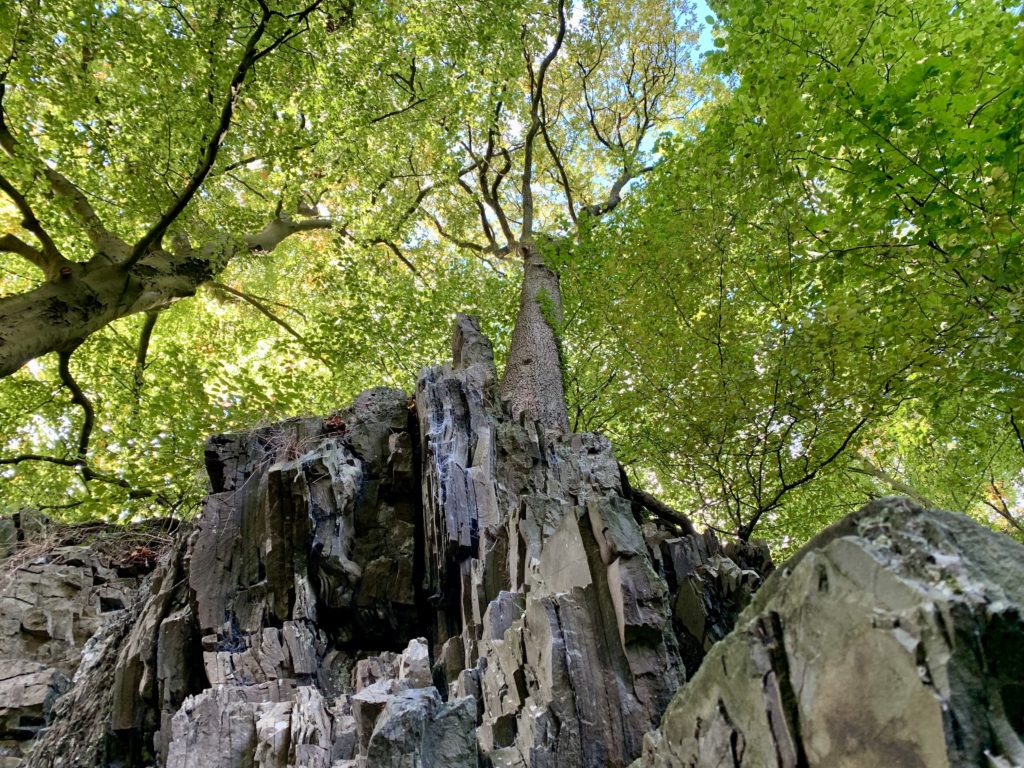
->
[694, 0, 717, 54]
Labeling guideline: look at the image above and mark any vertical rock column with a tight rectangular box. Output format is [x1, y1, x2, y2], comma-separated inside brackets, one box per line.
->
[418, 314, 685, 767]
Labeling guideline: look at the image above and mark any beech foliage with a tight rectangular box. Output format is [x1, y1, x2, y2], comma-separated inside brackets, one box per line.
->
[0, 0, 1020, 552]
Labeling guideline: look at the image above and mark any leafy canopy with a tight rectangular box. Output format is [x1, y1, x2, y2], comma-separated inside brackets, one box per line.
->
[1, 0, 1021, 554]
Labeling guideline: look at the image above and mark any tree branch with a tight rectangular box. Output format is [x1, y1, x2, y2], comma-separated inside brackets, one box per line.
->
[456, 177, 500, 251]
[741, 415, 871, 540]
[372, 238, 422, 278]
[539, 99, 577, 225]
[132, 311, 160, 405]
[982, 480, 1024, 535]
[630, 485, 699, 536]
[0, 232, 46, 270]
[429, 213, 508, 258]
[1, 77, 124, 267]
[1009, 409, 1024, 458]
[1, 348, 97, 474]
[58, 347, 94, 464]
[42, 169, 129, 260]
[0, 170, 67, 277]
[125, 1, 324, 267]
[206, 281, 311, 345]
[243, 214, 333, 252]
[0, 454, 81, 468]
[520, 0, 566, 241]
[848, 456, 935, 508]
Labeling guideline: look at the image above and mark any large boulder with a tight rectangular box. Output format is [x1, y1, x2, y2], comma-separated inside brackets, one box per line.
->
[634, 497, 1024, 768]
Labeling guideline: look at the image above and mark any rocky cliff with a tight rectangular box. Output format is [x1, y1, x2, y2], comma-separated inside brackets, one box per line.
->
[1, 317, 1021, 767]
[634, 497, 1024, 767]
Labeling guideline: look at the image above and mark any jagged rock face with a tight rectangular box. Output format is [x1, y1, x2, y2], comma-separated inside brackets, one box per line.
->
[7, 321, 1023, 768]
[3, 315, 769, 768]
[634, 497, 1024, 768]
[419, 314, 721, 767]
[0, 518, 170, 765]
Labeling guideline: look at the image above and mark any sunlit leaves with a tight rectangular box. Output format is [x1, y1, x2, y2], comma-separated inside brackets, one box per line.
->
[561, 0, 1024, 550]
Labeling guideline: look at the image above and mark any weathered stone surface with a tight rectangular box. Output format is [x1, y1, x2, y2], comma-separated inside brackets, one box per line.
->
[365, 688, 477, 768]
[0, 661, 69, 740]
[655, 530, 769, 675]
[1, 545, 143, 674]
[0, 515, 175, 765]
[634, 497, 1024, 768]
[398, 638, 432, 689]
[417, 339, 703, 766]
[24, 539, 183, 768]
[2, 317, 775, 768]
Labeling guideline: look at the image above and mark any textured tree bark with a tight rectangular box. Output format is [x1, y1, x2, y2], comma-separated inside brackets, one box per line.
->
[0, 252, 213, 378]
[500, 244, 570, 433]
[0, 215, 330, 378]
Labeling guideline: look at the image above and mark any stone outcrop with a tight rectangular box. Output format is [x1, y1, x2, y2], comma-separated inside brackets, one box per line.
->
[0, 516, 174, 766]
[2, 315, 769, 768]
[417, 314, 698, 767]
[21, 317, 1020, 768]
[633, 497, 1024, 768]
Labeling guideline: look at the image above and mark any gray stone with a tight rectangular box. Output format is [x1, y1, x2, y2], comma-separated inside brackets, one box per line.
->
[0, 661, 69, 740]
[398, 638, 432, 689]
[1, 318, 776, 768]
[365, 688, 477, 768]
[634, 498, 1024, 768]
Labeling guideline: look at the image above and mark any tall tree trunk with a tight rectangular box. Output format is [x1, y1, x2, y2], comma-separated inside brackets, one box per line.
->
[500, 244, 570, 433]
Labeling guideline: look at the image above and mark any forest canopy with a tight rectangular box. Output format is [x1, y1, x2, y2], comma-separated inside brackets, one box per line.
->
[0, 0, 1021, 555]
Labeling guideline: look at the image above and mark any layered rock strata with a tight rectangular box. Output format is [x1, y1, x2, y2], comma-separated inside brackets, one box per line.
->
[0, 516, 174, 766]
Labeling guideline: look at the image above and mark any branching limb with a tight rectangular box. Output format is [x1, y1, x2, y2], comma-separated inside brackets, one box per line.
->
[740, 414, 871, 540]
[132, 311, 160, 405]
[57, 347, 94, 464]
[582, 163, 655, 217]
[982, 479, 1024, 535]
[0, 454, 81, 468]
[372, 238, 422, 278]
[428, 213, 509, 259]
[0, 342, 178, 507]
[206, 282, 312, 345]
[0, 233, 46, 270]
[370, 96, 427, 125]
[631, 486, 699, 536]
[1, 77, 124, 266]
[1, 348, 103, 479]
[520, 0, 567, 241]
[126, 0, 324, 267]
[539, 99, 577, 225]
[243, 214, 333, 252]
[455, 177, 500, 251]
[848, 455, 935, 508]
[0, 169, 68, 278]
[42, 169, 129, 260]
[1010, 409, 1024, 458]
